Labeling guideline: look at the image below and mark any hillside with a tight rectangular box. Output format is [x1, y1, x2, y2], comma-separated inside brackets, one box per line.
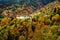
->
[0, 0, 60, 40]
[0, 0, 54, 11]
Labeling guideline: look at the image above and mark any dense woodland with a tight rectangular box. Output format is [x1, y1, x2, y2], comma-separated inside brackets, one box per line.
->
[0, 0, 60, 40]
